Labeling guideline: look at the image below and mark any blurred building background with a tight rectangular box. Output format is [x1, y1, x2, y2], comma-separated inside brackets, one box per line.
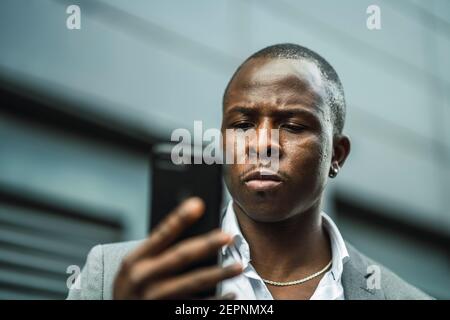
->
[0, 0, 448, 299]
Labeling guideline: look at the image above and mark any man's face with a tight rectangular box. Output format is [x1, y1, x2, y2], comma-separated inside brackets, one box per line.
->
[221, 57, 334, 222]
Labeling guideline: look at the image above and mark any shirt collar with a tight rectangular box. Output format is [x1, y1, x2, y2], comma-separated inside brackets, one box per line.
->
[321, 211, 350, 281]
[220, 200, 350, 281]
[221, 201, 249, 260]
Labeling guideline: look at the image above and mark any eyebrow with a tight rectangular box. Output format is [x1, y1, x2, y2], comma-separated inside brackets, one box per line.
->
[226, 106, 258, 115]
[226, 104, 323, 119]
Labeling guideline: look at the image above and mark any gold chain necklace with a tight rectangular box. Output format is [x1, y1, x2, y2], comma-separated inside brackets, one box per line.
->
[262, 260, 333, 286]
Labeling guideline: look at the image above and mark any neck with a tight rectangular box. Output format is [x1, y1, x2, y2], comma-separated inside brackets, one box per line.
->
[233, 200, 332, 281]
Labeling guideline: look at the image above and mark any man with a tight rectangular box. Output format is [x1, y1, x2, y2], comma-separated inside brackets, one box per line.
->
[67, 43, 432, 300]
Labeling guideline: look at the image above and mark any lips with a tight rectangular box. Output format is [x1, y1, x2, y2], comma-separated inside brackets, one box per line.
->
[242, 169, 284, 191]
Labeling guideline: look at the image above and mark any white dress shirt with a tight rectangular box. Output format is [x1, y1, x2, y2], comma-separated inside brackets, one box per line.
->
[219, 200, 350, 300]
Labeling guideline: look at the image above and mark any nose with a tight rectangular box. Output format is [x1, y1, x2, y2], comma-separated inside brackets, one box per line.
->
[248, 119, 281, 161]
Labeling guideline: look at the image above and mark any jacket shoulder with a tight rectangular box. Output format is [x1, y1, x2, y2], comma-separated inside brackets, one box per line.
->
[345, 243, 433, 300]
[66, 240, 143, 300]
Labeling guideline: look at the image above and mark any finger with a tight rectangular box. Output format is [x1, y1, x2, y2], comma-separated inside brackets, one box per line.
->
[129, 229, 232, 286]
[125, 197, 205, 263]
[205, 293, 237, 300]
[142, 263, 243, 300]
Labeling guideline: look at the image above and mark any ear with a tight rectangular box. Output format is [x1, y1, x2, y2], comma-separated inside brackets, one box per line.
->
[331, 134, 351, 170]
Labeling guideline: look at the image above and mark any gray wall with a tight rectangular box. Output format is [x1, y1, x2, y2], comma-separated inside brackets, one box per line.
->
[0, 0, 448, 298]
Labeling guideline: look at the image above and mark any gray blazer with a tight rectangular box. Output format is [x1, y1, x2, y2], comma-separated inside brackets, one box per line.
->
[66, 240, 433, 300]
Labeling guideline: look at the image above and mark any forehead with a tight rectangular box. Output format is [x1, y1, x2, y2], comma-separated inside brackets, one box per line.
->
[224, 58, 327, 113]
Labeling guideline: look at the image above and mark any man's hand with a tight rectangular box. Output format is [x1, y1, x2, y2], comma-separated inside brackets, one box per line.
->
[113, 197, 242, 299]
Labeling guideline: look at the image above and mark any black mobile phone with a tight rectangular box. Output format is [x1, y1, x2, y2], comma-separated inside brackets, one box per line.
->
[149, 142, 223, 298]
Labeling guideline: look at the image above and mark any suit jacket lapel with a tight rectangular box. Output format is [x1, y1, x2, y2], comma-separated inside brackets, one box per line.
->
[342, 243, 385, 300]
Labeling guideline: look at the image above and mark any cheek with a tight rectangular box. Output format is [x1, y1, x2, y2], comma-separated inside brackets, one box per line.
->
[223, 163, 244, 182]
[284, 134, 331, 181]
[221, 132, 240, 164]
[223, 163, 248, 204]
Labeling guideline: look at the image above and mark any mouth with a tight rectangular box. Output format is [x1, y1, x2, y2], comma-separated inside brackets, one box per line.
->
[242, 169, 284, 192]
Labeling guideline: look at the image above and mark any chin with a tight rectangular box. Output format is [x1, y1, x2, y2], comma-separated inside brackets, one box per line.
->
[235, 197, 294, 223]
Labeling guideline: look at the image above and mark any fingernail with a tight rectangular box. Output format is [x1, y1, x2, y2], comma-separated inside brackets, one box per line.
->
[228, 263, 243, 272]
[184, 197, 204, 213]
[222, 293, 236, 300]
[217, 232, 231, 243]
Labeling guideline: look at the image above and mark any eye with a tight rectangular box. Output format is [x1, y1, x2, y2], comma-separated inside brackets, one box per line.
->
[280, 123, 306, 133]
[232, 121, 255, 130]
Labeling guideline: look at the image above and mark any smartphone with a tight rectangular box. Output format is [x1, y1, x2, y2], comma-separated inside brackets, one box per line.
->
[149, 142, 223, 298]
